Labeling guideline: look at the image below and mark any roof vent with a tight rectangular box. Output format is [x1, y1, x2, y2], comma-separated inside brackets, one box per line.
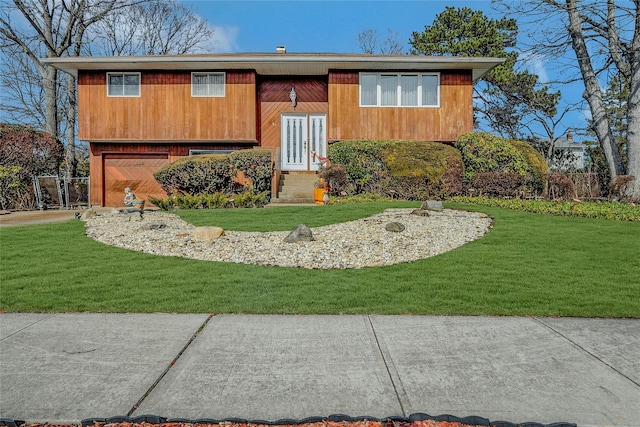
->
[276, 45, 286, 54]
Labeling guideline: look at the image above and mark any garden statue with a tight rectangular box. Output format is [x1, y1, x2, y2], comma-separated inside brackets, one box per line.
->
[124, 187, 136, 207]
[123, 187, 145, 212]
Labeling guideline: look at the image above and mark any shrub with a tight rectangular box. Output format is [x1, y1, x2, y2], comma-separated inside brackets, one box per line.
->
[201, 192, 233, 209]
[449, 196, 640, 222]
[154, 149, 272, 201]
[328, 140, 463, 200]
[154, 154, 233, 195]
[0, 124, 63, 210]
[328, 140, 394, 193]
[609, 175, 635, 201]
[547, 173, 577, 200]
[318, 164, 348, 195]
[509, 139, 548, 193]
[229, 149, 272, 193]
[232, 189, 269, 208]
[470, 172, 530, 198]
[455, 132, 547, 197]
[381, 141, 463, 199]
[148, 195, 176, 211]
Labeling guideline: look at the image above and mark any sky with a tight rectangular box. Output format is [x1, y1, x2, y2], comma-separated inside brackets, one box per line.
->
[183, 0, 495, 54]
[181, 0, 589, 142]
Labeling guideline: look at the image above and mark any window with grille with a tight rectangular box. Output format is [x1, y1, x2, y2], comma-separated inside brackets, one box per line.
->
[359, 72, 439, 107]
[107, 73, 140, 97]
[192, 72, 226, 97]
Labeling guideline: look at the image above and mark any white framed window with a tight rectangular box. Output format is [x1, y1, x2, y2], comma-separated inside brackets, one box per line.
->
[107, 72, 140, 97]
[192, 72, 225, 97]
[359, 72, 440, 107]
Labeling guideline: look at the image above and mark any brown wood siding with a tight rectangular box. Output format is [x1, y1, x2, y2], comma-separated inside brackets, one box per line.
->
[103, 153, 169, 207]
[257, 77, 329, 149]
[328, 70, 473, 142]
[78, 71, 257, 142]
[90, 142, 252, 206]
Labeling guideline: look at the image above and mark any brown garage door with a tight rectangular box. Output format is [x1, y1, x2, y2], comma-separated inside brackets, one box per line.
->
[103, 153, 169, 207]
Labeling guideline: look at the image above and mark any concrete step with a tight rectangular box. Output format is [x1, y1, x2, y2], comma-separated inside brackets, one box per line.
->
[276, 172, 319, 204]
[270, 196, 316, 204]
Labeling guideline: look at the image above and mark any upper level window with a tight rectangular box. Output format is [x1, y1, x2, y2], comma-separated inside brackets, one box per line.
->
[107, 72, 140, 97]
[192, 72, 225, 97]
[360, 72, 440, 107]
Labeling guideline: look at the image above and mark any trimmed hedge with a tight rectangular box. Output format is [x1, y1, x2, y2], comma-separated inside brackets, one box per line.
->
[328, 140, 463, 200]
[455, 132, 548, 196]
[154, 149, 271, 196]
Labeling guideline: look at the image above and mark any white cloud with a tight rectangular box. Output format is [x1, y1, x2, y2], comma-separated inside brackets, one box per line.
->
[210, 25, 240, 52]
[521, 52, 550, 84]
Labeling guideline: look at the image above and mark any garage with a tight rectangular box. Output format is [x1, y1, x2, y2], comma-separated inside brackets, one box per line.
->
[103, 153, 169, 207]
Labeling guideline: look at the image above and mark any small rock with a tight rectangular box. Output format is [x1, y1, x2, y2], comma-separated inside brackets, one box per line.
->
[411, 209, 430, 217]
[192, 226, 224, 241]
[385, 222, 405, 232]
[142, 222, 166, 230]
[122, 211, 143, 222]
[421, 200, 443, 212]
[110, 208, 121, 215]
[80, 208, 97, 221]
[284, 224, 315, 243]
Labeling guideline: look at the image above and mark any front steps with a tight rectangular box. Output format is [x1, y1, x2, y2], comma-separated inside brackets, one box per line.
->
[271, 172, 318, 204]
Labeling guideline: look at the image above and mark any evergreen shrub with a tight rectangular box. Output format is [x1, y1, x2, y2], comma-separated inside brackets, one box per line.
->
[151, 149, 271, 210]
[154, 149, 271, 196]
[154, 154, 232, 195]
[229, 149, 272, 193]
[455, 132, 548, 196]
[327, 140, 463, 200]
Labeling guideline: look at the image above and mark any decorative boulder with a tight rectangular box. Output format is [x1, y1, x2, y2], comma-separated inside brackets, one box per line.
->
[385, 222, 405, 232]
[192, 226, 225, 241]
[421, 200, 443, 212]
[284, 224, 315, 243]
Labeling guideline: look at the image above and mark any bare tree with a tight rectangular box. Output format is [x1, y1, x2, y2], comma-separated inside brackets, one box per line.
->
[358, 28, 405, 55]
[1, 0, 216, 179]
[0, 0, 130, 178]
[494, 0, 640, 200]
[88, 0, 215, 56]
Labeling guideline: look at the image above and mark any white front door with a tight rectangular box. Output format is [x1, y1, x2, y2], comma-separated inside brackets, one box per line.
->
[281, 113, 327, 171]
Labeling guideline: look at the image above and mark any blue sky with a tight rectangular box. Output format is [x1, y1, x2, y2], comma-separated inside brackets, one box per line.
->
[182, 0, 588, 142]
[183, 0, 495, 54]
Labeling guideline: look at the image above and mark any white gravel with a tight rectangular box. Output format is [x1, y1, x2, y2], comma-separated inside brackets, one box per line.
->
[84, 208, 492, 269]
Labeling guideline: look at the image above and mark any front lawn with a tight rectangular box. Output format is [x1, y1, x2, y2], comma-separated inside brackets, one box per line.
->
[1, 202, 638, 317]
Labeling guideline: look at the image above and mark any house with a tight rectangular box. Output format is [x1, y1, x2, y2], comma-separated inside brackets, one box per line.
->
[551, 131, 585, 171]
[43, 50, 503, 207]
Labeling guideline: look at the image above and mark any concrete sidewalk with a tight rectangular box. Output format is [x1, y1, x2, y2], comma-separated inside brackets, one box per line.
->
[1, 314, 638, 426]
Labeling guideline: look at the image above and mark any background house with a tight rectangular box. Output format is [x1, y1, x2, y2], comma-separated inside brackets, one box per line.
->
[44, 50, 503, 207]
[537, 131, 585, 172]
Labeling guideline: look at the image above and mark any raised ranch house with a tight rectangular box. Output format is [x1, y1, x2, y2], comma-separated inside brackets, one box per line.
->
[43, 50, 503, 207]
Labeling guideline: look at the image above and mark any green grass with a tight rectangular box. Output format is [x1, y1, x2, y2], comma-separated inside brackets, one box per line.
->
[1, 202, 639, 317]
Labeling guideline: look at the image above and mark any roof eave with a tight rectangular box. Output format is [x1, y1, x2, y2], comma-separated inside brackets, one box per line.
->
[41, 54, 505, 81]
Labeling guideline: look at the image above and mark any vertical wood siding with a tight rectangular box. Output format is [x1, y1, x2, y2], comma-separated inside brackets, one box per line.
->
[89, 142, 251, 206]
[257, 77, 329, 149]
[78, 71, 257, 141]
[328, 70, 473, 142]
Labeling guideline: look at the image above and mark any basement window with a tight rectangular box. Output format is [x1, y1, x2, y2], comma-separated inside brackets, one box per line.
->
[192, 72, 226, 97]
[107, 72, 140, 97]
